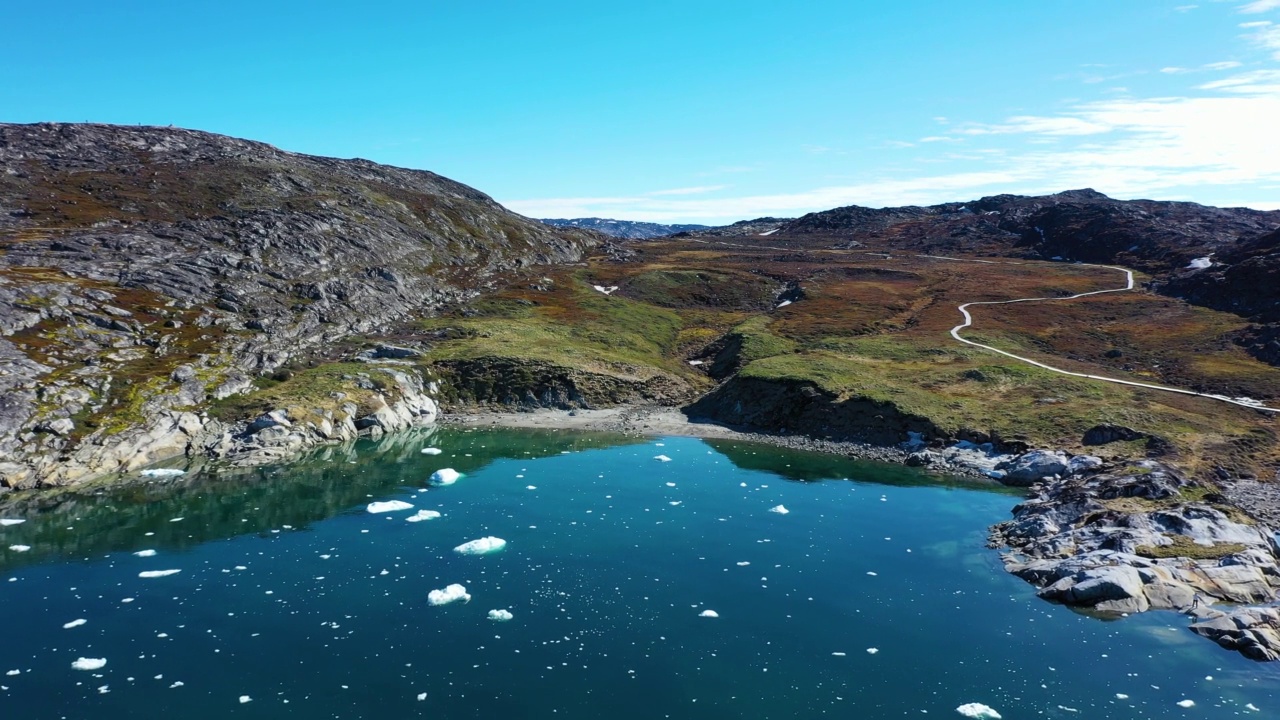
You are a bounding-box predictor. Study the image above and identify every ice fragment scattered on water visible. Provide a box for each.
[405,510,441,522]
[367,500,413,514]
[134,549,157,557]
[866,648,878,654]
[138,570,182,578]
[955,703,1001,719]
[63,619,87,629]
[768,505,789,514]
[454,537,507,555]
[239,695,252,704]
[417,692,428,701]
[0,519,25,526]
[9,545,30,552]
[699,610,719,618]
[488,609,514,622]
[430,468,462,486]
[654,455,672,462]
[427,584,471,606]
[420,448,443,455]
[1177,700,1195,708]
[72,658,107,671]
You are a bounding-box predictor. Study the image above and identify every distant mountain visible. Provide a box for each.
[540,217,710,239]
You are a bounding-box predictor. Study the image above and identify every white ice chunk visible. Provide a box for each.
[140,468,186,478]
[138,569,181,578]
[9,545,30,552]
[487,609,514,622]
[367,500,413,514]
[239,695,252,704]
[1177,700,1195,708]
[454,537,507,555]
[420,448,443,455]
[72,658,107,671]
[417,692,428,701]
[1115,694,1129,700]
[427,583,471,606]
[0,519,25,527]
[768,505,790,514]
[5,669,18,675]
[63,619,87,629]
[134,549,157,557]
[956,703,1001,719]
[654,455,672,462]
[405,510,441,523]
[699,610,719,618]
[430,468,462,486]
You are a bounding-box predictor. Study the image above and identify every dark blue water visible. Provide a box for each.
[1,428,1276,718]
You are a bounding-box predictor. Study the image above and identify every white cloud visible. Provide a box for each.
[1176,4,1200,11]
[645,185,725,196]
[919,136,961,143]
[1161,66,1191,73]
[1205,60,1244,69]
[1240,20,1273,27]
[1239,0,1280,13]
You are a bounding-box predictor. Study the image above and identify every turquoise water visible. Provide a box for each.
[1,427,1277,719]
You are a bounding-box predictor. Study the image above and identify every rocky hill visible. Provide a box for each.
[0,122,598,488]
[540,217,709,239]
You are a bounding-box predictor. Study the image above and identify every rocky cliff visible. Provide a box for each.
[0,122,598,489]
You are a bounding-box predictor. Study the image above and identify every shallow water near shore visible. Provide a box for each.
[1,427,1277,718]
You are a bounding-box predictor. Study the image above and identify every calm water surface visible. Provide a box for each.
[1,427,1276,719]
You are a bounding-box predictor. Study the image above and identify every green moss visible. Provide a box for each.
[208,363,391,423]
[1135,535,1246,560]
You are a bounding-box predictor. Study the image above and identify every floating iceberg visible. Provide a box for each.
[63,619,87,629]
[654,455,672,462]
[405,510,441,523]
[454,537,507,555]
[487,609,514,622]
[134,549,157,557]
[420,447,443,455]
[1177,700,1195,708]
[768,505,790,515]
[955,703,1001,719]
[239,695,252,704]
[0,519,25,526]
[427,583,471,606]
[367,500,413,514]
[430,468,462,486]
[138,570,182,578]
[698,609,719,618]
[140,468,186,478]
[72,657,107,671]
[9,545,30,552]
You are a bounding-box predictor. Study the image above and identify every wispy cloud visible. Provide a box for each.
[645,185,725,196]
[1239,0,1280,13]
[1176,4,1200,12]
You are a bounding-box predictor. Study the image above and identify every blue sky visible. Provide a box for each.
[3,1,1278,223]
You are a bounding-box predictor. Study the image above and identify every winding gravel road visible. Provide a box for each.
[941,258,1279,414]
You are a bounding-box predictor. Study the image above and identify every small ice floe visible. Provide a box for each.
[654,455,672,462]
[239,695,252,704]
[526,485,537,490]
[768,505,790,515]
[405,510,441,523]
[454,537,507,555]
[1247,703,1260,712]
[831,652,846,657]
[420,447,443,455]
[698,610,719,618]
[169,681,184,688]
[1176,700,1195,708]
[430,468,462,486]
[736,561,750,566]
[417,692,428,701]
[6,669,19,675]
[427,584,471,606]
[1115,694,1129,700]
[776,300,792,308]
[367,500,413,514]
[1187,257,1212,270]
[63,619,87,629]
[592,285,619,295]
[0,519,25,527]
[487,609,514,622]
[9,545,30,552]
[72,658,107,671]
[134,549,157,558]
[140,468,186,478]
[955,703,1001,719]
[138,570,182,578]
[866,648,879,654]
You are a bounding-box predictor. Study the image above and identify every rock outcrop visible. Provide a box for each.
[0,122,598,489]
[991,460,1280,659]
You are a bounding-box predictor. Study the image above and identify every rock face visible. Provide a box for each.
[991,460,1280,659]
[0,122,598,488]
[1190,607,1280,661]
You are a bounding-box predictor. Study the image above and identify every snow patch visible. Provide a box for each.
[593,285,619,295]
[776,300,792,308]
[1187,257,1212,270]
[367,500,413,514]
[427,583,471,606]
[454,537,507,555]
